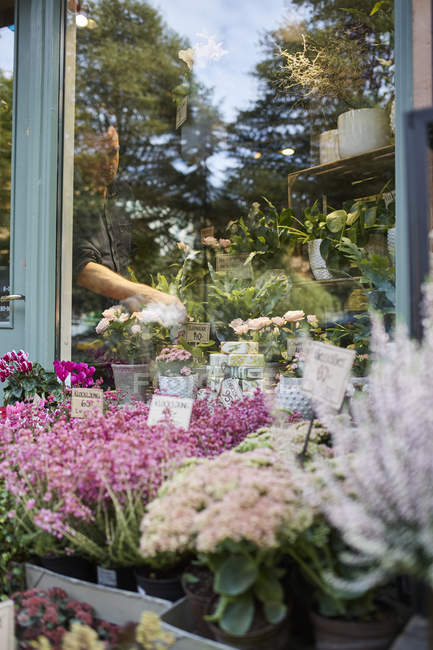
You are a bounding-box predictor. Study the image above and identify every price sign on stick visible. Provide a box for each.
[302,341,355,411]
[185,322,211,344]
[71,388,104,418]
[148,394,193,429]
[0,600,14,650]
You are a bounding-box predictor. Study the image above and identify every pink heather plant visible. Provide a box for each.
[302,281,433,591]
[0,392,271,564]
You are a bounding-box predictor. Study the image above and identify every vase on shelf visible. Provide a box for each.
[307,239,334,281]
[111,363,150,402]
[337,107,390,158]
[158,373,195,398]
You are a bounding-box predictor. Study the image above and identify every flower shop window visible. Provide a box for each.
[61,0,395,394]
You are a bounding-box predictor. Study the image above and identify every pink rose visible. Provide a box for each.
[177,241,189,251]
[95,318,110,334]
[102,308,117,321]
[271,317,285,326]
[180,366,191,376]
[234,324,250,335]
[307,314,318,326]
[230,318,244,330]
[203,236,218,247]
[283,310,305,322]
[117,313,129,323]
[131,324,141,334]
[247,317,272,331]
[218,238,231,248]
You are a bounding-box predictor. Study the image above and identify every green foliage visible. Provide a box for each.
[204,545,287,636]
[0,483,26,598]
[3,363,62,406]
[286,201,327,243]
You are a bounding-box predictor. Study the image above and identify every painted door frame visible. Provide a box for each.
[0,0,63,368]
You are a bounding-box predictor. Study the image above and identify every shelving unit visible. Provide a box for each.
[287,144,395,210]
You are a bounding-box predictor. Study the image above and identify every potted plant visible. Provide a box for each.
[139,448,314,648]
[155,345,195,398]
[0,350,63,406]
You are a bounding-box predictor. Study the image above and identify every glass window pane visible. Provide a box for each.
[64,0,394,392]
[0,14,14,324]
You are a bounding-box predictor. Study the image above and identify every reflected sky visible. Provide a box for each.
[152,0,302,122]
[0,28,13,75]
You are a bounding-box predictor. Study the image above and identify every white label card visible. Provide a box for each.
[185,322,211,344]
[302,341,355,411]
[176,96,188,129]
[215,253,252,279]
[97,566,117,588]
[219,378,243,408]
[0,600,14,650]
[71,388,104,418]
[147,394,193,429]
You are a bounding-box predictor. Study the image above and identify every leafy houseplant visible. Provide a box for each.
[140,448,313,637]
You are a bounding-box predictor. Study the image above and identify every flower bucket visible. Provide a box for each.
[307,239,334,281]
[337,107,390,158]
[275,376,313,420]
[111,363,150,402]
[158,374,195,398]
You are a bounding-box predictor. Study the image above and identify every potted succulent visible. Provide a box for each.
[139,448,314,647]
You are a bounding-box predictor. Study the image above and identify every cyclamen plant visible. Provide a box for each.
[53,360,96,388]
[0,350,62,406]
[155,346,193,376]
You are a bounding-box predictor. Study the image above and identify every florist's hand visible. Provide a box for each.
[124,286,186,317]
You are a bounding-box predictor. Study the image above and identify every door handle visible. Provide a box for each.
[0,294,25,302]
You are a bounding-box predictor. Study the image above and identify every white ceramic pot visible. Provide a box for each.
[307,239,334,280]
[111,363,150,402]
[337,108,390,158]
[275,376,313,420]
[319,129,340,164]
[158,374,195,398]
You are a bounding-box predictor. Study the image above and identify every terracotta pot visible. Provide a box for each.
[311,610,400,650]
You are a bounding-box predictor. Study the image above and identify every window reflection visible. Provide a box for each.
[67,0,395,386]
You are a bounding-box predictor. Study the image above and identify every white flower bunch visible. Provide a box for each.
[139,302,187,328]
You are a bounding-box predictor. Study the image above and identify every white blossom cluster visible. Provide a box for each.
[307,282,433,589]
[139,302,187,328]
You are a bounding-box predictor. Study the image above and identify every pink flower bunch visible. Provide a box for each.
[0,392,271,539]
[156,345,193,376]
[229,311,311,336]
[0,350,32,382]
[202,236,231,249]
[12,587,118,649]
[155,346,192,364]
[140,447,313,559]
[53,360,95,387]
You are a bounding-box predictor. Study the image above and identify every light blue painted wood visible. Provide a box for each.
[395,0,414,327]
[0,0,63,368]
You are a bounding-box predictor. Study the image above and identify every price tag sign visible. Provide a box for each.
[302,341,355,411]
[215,253,252,279]
[147,394,193,429]
[200,226,215,243]
[185,322,211,344]
[176,96,188,129]
[219,378,243,408]
[71,388,104,418]
[0,600,14,650]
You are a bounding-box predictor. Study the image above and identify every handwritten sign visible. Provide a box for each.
[185,322,211,344]
[200,226,215,243]
[0,600,14,650]
[215,253,252,279]
[219,378,243,408]
[302,341,355,411]
[71,388,104,418]
[147,394,193,429]
[176,96,188,129]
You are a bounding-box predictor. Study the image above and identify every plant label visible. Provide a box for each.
[176,96,188,129]
[0,600,14,650]
[148,394,193,429]
[97,567,117,588]
[302,341,355,410]
[185,322,210,344]
[215,253,252,279]
[200,226,215,242]
[219,378,243,407]
[71,388,104,418]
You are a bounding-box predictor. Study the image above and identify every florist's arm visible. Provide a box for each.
[77,262,185,309]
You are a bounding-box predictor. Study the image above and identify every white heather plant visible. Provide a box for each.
[307,281,433,590]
